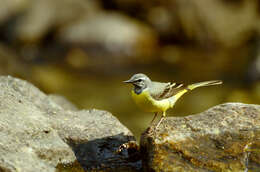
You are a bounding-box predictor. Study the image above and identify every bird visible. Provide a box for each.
[124,73,222,129]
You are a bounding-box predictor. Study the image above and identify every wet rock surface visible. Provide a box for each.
[140,103,260,172]
[0,76,140,172]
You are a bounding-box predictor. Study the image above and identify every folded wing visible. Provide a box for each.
[150,80,222,101]
[150,81,184,101]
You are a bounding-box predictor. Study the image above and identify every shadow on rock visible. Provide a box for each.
[67,133,142,171]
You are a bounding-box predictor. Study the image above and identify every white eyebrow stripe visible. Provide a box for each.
[134,77,147,81]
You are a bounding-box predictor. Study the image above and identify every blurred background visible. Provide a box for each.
[0,0,260,139]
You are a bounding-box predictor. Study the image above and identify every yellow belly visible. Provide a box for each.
[131,89,170,113]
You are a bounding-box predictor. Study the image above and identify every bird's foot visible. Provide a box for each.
[154,116,164,129]
[146,127,152,133]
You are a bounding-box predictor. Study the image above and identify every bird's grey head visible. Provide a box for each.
[124,73,151,93]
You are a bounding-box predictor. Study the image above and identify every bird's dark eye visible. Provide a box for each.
[137,79,142,82]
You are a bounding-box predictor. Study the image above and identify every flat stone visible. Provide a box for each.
[141,103,260,172]
[0,76,140,172]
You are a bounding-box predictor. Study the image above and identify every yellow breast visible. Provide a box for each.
[131,89,170,113]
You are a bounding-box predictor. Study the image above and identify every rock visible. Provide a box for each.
[111,0,259,47]
[0,77,76,172]
[101,0,259,80]
[59,12,157,68]
[140,103,260,172]
[11,0,157,71]
[58,12,156,54]
[15,0,100,42]
[0,76,140,171]
[0,0,28,24]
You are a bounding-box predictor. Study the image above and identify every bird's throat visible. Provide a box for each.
[134,86,143,95]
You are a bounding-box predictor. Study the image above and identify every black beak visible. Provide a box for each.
[123,79,134,83]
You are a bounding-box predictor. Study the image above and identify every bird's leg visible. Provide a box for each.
[150,112,158,125]
[155,111,166,129]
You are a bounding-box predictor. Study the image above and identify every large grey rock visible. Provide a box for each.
[141,103,260,172]
[0,76,140,172]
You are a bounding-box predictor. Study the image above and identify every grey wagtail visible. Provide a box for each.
[124,73,222,128]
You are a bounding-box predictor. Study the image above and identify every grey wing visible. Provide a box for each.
[150,81,184,100]
[149,82,170,100]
